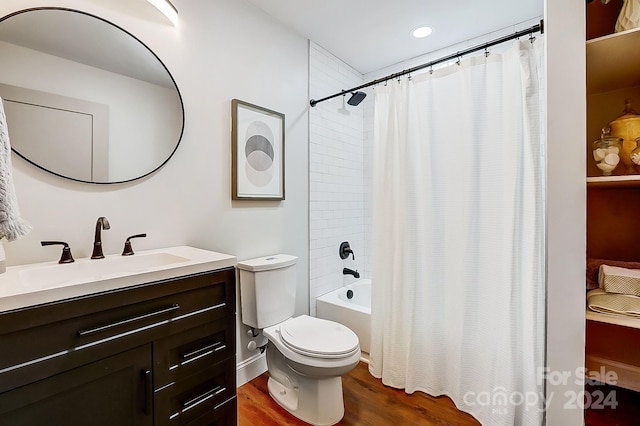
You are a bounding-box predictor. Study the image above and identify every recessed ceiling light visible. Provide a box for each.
[411,26,433,39]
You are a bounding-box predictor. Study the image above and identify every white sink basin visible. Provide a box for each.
[20,252,190,290]
[0,246,236,312]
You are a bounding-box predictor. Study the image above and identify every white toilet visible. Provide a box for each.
[238,254,360,426]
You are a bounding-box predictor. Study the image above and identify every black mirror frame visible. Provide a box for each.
[0,7,185,184]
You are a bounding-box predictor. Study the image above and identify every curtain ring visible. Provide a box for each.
[429,65,433,75]
[529,32,536,44]
[484,47,490,58]
[456,56,461,66]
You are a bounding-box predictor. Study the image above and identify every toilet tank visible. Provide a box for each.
[237,254,298,329]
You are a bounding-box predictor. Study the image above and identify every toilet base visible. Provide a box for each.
[267,375,345,426]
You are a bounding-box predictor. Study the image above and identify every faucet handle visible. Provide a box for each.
[122,234,147,256]
[41,241,74,264]
[339,241,355,260]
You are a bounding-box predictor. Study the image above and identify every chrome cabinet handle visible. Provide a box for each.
[77,304,180,337]
[182,385,225,412]
[181,342,226,362]
[143,369,152,415]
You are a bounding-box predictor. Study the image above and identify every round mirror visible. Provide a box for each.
[0,8,184,184]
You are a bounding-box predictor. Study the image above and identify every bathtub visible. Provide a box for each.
[316,279,371,354]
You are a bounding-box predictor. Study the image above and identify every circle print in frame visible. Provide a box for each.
[232,99,285,200]
[244,120,275,187]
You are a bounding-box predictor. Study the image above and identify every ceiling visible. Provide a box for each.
[246,0,544,74]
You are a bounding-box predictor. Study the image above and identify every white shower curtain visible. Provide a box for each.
[369,39,545,426]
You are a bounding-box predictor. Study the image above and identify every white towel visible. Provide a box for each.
[599,264,640,297]
[616,0,640,32]
[587,288,640,318]
[0,97,31,241]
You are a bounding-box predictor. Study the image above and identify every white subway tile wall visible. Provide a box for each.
[309,42,369,316]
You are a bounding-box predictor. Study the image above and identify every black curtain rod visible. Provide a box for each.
[309,19,544,107]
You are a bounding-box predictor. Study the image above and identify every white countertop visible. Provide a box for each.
[0,246,236,313]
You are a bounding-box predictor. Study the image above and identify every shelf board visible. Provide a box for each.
[587,309,640,329]
[587,175,640,187]
[587,26,640,95]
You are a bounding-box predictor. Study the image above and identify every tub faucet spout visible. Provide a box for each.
[343,267,360,279]
[91,216,110,259]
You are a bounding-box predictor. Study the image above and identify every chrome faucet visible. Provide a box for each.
[91,216,110,259]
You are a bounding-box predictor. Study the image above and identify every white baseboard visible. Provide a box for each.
[236,352,267,387]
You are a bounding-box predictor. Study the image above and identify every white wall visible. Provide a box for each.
[308,42,367,316]
[0,0,309,377]
[544,0,586,424]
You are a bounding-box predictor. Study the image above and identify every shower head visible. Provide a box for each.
[347,91,367,106]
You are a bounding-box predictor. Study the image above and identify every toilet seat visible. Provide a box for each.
[278,315,359,359]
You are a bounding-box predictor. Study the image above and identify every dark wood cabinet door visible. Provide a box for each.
[0,344,153,426]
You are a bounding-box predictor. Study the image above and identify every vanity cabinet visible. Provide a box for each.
[0,267,237,425]
[585,15,640,397]
[0,344,153,425]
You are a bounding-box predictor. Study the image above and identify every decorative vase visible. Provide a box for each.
[608,99,640,168]
[593,129,622,175]
[631,136,640,166]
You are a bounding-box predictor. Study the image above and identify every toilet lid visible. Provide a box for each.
[279,315,359,358]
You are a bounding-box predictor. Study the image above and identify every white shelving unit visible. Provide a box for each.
[585,25,640,397]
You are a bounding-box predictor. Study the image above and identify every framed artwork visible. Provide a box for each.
[231,99,285,200]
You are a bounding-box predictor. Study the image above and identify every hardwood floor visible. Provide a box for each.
[237,361,480,425]
[239,361,640,425]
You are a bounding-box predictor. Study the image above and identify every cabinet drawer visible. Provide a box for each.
[185,396,237,426]
[0,270,234,393]
[154,357,236,426]
[154,316,235,388]
[0,344,153,426]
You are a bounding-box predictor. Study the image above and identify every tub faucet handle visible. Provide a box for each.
[339,241,355,260]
